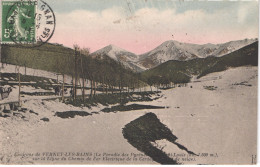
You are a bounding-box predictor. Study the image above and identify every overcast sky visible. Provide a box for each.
[45,0,259,54]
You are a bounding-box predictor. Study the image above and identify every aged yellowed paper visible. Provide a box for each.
[0,0,258,165]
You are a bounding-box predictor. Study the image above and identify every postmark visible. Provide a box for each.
[1,0,55,47]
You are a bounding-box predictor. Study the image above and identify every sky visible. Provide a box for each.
[44,0,259,54]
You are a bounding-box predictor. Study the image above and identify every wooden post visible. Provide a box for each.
[102,77,105,93]
[62,74,65,102]
[133,82,135,92]
[18,70,21,107]
[82,78,85,102]
[24,64,26,75]
[72,75,75,99]
[106,80,108,95]
[75,75,77,98]
[74,47,78,99]
[94,81,96,96]
[119,82,122,103]
[90,80,93,97]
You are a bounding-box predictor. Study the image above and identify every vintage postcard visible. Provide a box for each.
[0,0,258,165]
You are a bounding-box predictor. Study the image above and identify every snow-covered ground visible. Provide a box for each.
[0,66,257,165]
[0,64,93,86]
[0,63,109,104]
[0,64,58,81]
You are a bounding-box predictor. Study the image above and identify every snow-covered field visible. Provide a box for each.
[0,64,107,104]
[0,66,257,165]
[0,64,58,81]
[0,63,92,86]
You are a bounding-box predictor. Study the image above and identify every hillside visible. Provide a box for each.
[138,39,257,69]
[0,43,143,88]
[141,41,258,85]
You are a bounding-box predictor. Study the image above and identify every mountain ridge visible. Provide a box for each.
[141,41,258,84]
[91,38,257,70]
[138,38,257,69]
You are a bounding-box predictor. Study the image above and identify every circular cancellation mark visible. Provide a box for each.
[4,0,56,48]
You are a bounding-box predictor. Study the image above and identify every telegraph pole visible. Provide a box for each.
[18,68,21,107]
[74,47,78,99]
[62,74,65,102]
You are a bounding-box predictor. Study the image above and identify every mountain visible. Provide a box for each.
[138,38,257,69]
[141,41,258,84]
[90,45,145,72]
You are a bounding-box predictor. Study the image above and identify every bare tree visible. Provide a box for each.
[73,44,80,100]
[80,47,90,102]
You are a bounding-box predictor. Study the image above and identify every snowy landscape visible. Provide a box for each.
[0,60,257,164]
[0,0,258,164]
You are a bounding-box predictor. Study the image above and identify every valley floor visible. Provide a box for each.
[0,66,257,165]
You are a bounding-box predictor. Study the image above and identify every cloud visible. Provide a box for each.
[49,2,258,54]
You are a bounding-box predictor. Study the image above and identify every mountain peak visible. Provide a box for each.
[107,44,119,49]
[161,40,180,45]
[90,44,144,72]
[95,44,129,54]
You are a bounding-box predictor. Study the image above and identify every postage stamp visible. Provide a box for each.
[2,0,36,44]
[1,0,55,47]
